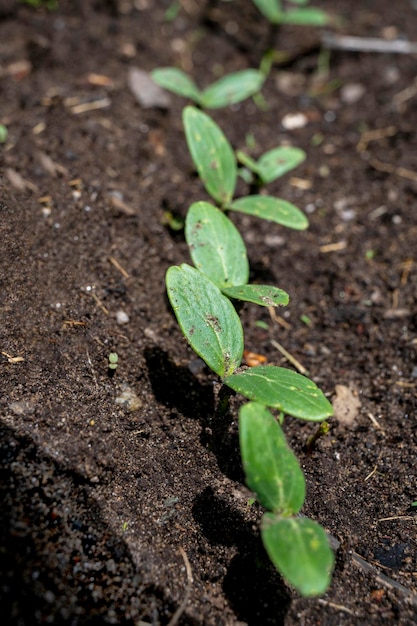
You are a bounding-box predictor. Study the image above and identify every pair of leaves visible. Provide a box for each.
[252,0,329,25]
[240,402,334,596]
[166,265,333,422]
[151,67,264,109]
[183,106,308,229]
[186,201,289,308]
[237,146,306,185]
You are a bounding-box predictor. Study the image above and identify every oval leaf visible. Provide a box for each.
[201,70,265,109]
[186,201,249,288]
[257,146,306,183]
[224,365,333,421]
[222,284,289,307]
[252,0,283,22]
[261,515,334,596]
[166,264,243,377]
[151,67,201,103]
[281,7,329,26]
[240,403,305,514]
[183,106,237,206]
[229,195,308,230]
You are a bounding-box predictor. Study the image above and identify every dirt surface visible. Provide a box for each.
[1,1,417,624]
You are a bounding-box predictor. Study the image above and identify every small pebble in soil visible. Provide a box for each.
[340,83,365,104]
[116,310,130,325]
[115,384,142,412]
[281,112,307,130]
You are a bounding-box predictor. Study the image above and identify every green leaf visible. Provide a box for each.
[230,195,308,230]
[201,70,265,109]
[239,403,305,514]
[281,7,329,25]
[261,515,334,596]
[224,365,333,421]
[252,0,283,23]
[166,264,243,377]
[223,284,289,307]
[151,68,201,103]
[257,147,306,183]
[183,106,237,206]
[185,201,249,289]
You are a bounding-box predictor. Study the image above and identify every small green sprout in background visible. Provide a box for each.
[255,320,270,330]
[365,249,376,260]
[108,352,118,377]
[0,125,8,144]
[300,314,312,326]
[411,501,417,507]
[162,210,185,232]
[151,67,265,109]
[252,0,330,26]
[164,0,180,21]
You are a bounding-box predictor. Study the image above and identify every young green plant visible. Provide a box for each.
[166,263,334,596]
[183,105,308,234]
[151,67,265,109]
[252,0,329,26]
[165,106,335,595]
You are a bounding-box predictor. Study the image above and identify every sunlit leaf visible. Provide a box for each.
[183,106,237,206]
[201,70,265,109]
[151,67,201,103]
[230,195,308,230]
[261,515,334,596]
[240,402,305,514]
[166,264,243,377]
[222,284,289,307]
[224,365,334,421]
[186,201,249,289]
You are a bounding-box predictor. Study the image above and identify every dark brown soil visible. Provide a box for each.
[1,1,417,624]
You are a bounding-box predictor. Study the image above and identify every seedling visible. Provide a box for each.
[108,352,118,377]
[151,67,265,109]
[164,105,335,592]
[251,0,329,26]
[183,106,308,230]
[236,145,306,186]
[166,263,334,595]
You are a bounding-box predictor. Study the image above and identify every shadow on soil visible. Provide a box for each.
[146,347,291,623]
[193,487,291,626]
[0,422,175,625]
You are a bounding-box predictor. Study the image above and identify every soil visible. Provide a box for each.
[1,0,417,624]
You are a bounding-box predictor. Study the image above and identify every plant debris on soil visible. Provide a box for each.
[1,1,417,624]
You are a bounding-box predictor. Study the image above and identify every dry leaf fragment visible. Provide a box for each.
[332,384,361,426]
[1,351,24,363]
[127,67,171,109]
[243,350,267,367]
